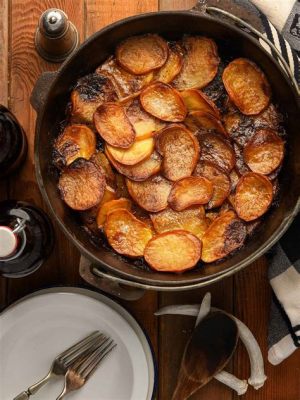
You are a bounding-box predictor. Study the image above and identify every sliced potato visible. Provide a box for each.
[105,209,153,257]
[97,197,131,228]
[194,162,231,209]
[156,124,200,181]
[70,73,118,123]
[168,176,213,211]
[97,56,153,99]
[58,159,106,210]
[126,175,172,212]
[116,34,168,75]
[115,173,130,199]
[106,137,154,166]
[185,110,227,137]
[180,89,220,118]
[140,82,187,122]
[106,149,161,181]
[198,133,235,173]
[91,151,116,187]
[201,210,246,263]
[235,172,273,221]
[94,103,135,148]
[173,36,220,90]
[125,99,165,140]
[144,230,201,272]
[54,124,96,166]
[222,58,271,115]
[155,42,183,83]
[243,129,284,175]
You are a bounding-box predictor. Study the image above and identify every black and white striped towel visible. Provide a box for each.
[206,0,300,365]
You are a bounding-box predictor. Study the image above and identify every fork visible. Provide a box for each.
[56,338,117,399]
[14,331,107,400]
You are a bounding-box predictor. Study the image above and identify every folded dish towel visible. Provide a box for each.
[206,0,300,364]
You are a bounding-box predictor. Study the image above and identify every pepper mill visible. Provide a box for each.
[35,8,79,63]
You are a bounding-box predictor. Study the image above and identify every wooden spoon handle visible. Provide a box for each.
[172,374,204,400]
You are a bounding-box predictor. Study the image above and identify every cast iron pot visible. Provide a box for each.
[32,6,300,293]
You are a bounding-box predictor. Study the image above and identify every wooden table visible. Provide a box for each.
[0,1,299,399]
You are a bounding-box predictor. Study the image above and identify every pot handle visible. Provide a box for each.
[79,256,146,301]
[30,71,57,113]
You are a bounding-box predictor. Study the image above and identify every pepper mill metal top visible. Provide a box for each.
[35,8,79,63]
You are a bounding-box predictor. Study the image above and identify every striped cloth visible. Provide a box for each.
[206,0,300,365]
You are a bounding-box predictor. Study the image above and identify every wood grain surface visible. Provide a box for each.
[0,1,299,399]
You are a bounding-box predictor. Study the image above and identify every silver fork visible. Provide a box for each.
[56,338,117,399]
[14,331,107,400]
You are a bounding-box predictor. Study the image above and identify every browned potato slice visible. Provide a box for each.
[235,172,273,221]
[105,209,153,257]
[97,197,131,228]
[126,175,172,212]
[194,162,231,209]
[156,124,200,181]
[91,151,116,187]
[151,206,208,239]
[106,149,162,181]
[106,137,154,166]
[168,176,213,211]
[116,34,168,75]
[125,99,165,140]
[115,173,130,199]
[58,159,106,210]
[201,210,246,263]
[97,56,153,99]
[243,129,284,175]
[180,89,220,118]
[185,111,227,137]
[144,230,201,272]
[222,58,271,115]
[155,42,183,83]
[140,82,187,122]
[54,124,96,167]
[198,133,235,173]
[94,103,135,148]
[173,36,220,90]
[70,73,118,123]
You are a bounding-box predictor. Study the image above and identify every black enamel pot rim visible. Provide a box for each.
[34,10,300,289]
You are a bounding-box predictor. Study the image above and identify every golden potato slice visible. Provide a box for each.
[91,151,116,187]
[201,210,246,263]
[235,172,273,221]
[58,159,106,211]
[155,42,183,83]
[97,56,153,99]
[243,129,284,175]
[168,176,213,211]
[70,73,118,123]
[106,149,161,181]
[106,137,154,166]
[222,58,271,115]
[144,230,201,272]
[116,34,168,75]
[180,89,220,118]
[151,206,208,239]
[194,162,231,209]
[140,82,187,122]
[94,103,135,148]
[54,124,96,167]
[126,175,172,212]
[198,133,235,173]
[125,99,165,140]
[185,111,227,137]
[105,209,153,257]
[156,124,200,181]
[97,197,131,228]
[173,36,220,90]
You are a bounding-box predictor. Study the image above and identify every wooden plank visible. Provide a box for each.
[233,258,300,400]
[159,0,196,10]
[6,0,85,303]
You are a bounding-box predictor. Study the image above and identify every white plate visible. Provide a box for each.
[0,287,156,400]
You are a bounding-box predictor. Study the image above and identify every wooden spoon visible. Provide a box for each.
[172,311,238,400]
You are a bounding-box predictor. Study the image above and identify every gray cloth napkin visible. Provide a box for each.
[206,0,300,365]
